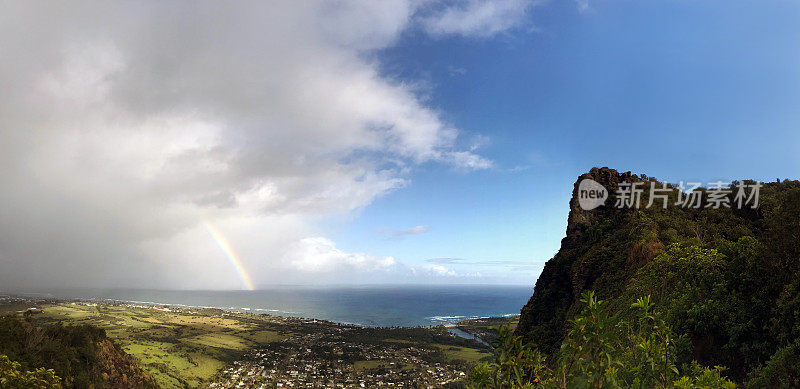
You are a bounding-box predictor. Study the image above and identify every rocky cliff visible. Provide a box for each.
[514,167,800,382]
[516,167,643,353]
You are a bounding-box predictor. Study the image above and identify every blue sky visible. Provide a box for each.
[329,0,800,285]
[2,1,799,289]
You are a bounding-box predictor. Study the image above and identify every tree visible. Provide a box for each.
[0,354,60,389]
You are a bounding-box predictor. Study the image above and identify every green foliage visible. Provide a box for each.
[622,296,681,388]
[469,292,736,388]
[673,363,735,389]
[467,324,548,388]
[626,244,728,342]
[0,354,60,389]
[558,291,624,388]
[518,172,800,384]
[622,239,780,374]
[0,315,155,388]
[0,315,104,387]
[744,340,800,388]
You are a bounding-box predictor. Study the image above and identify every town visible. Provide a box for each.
[210,316,489,388]
[210,326,472,388]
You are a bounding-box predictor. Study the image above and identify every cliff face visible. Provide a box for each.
[95,338,158,388]
[516,167,641,353]
[514,167,800,381]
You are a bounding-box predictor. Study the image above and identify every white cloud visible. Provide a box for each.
[420,0,537,38]
[288,237,397,273]
[426,264,458,277]
[443,151,495,170]
[403,225,431,235]
[383,225,431,240]
[0,1,532,290]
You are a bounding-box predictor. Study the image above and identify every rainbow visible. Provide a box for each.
[204,221,256,291]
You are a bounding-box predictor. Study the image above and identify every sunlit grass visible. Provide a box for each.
[436,344,492,364]
[35,303,283,388]
[181,333,249,350]
[353,360,388,371]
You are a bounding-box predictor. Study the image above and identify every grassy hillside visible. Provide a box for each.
[12,302,289,388]
[515,167,800,385]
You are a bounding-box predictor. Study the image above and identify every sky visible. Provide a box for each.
[1,0,799,290]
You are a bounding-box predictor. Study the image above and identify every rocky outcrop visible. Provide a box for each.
[565,168,639,239]
[515,167,642,352]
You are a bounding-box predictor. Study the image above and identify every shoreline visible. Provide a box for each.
[2,292,509,347]
[1,291,520,329]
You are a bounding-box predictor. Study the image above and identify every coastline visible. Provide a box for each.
[1,293,496,387]
[1,286,527,328]
[3,292,511,345]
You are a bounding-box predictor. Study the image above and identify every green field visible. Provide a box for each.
[437,345,492,364]
[33,303,287,388]
[353,360,389,371]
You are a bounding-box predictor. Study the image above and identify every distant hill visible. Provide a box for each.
[516,167,800,385]
[0,314,157,388]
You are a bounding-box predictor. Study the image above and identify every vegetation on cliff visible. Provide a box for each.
[0,354,60,388]
[512,167,800,386]
[469,292,735,388]
[0,314,156,388]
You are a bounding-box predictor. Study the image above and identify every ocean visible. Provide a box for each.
[10,285,532,327]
